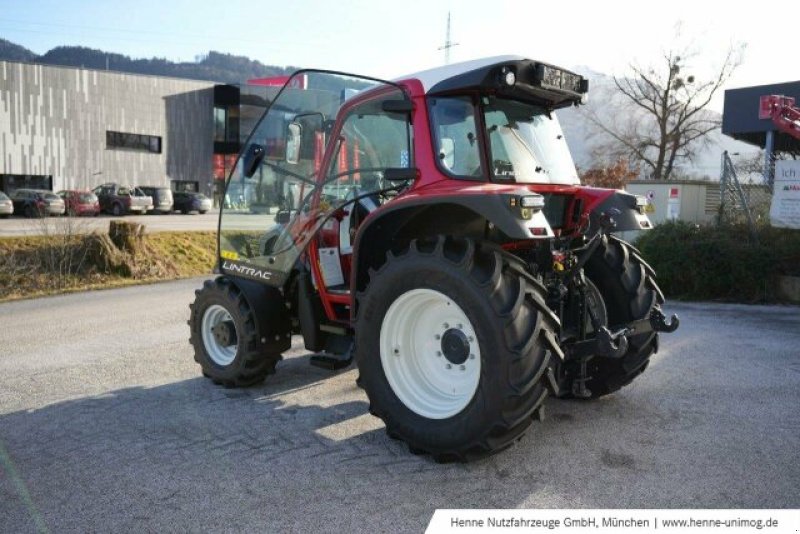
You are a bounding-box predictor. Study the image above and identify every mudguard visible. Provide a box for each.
[228,276,292,355]
[351,190,552,294]
[588,190,653,233]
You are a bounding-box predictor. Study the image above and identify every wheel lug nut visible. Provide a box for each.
[393,348,400,356]
[446,364,452,369]
[469,354,475,360]
[436,351,442,357]
[435,334,441,340]
[443,323,449,329]
[468,336,474,342]
[460,365,465,371]
[457,323,463,329]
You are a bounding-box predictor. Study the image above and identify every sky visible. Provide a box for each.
[0,0,798,112]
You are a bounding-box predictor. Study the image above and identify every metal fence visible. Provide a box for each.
[718,151,774,234]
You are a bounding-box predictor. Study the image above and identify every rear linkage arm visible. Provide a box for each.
[559,210,679,364]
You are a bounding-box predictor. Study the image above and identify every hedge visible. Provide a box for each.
[635,221,800,303]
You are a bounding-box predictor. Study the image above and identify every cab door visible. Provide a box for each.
[310,90,415,314]
[217,71,413,305]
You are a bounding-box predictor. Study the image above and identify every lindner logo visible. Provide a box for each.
[783,184,800,191]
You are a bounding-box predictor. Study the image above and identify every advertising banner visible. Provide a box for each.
[770,160,800,229]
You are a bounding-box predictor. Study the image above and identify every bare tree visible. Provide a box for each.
[585,39,744,181]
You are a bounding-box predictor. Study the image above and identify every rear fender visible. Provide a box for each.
[350,192,551,297]
[574,188,653,233]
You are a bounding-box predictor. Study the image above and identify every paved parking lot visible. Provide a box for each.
[1,279,799,533]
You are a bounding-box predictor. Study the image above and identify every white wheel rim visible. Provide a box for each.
[201,304,237,366]
[380,288,481,419]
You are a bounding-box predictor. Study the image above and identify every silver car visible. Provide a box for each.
[0,191,13,217]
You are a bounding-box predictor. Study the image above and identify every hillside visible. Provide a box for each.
[0,38,36,62]
[0,39,296,84]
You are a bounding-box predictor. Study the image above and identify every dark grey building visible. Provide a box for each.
[0,60,216,195]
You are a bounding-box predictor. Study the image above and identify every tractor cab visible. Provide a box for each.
[217,59,594,318]
[218,71,412,320]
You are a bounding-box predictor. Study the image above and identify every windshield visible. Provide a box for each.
[80,193,97,203]
[483,97,578,185]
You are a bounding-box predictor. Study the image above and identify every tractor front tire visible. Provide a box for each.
[355,237,559,462]
[567,235,663,398]
[189,277,281,387]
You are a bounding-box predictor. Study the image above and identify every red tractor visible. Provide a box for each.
[189,56,679,461]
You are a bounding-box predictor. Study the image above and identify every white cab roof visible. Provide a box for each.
[394,55,526,93]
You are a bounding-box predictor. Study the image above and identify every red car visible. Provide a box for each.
[57,190,101,216]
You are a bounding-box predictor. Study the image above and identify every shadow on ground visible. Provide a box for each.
[2,301,800,533]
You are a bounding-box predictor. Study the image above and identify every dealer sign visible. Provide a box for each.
[770,160,800,229]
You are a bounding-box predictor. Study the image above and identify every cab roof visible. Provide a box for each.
[395,55,588,109]
[395,55,525,93]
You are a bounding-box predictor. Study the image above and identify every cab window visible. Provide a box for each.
[325,97,413,204]
[429,96,483,178]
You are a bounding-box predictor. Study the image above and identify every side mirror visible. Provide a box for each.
[275,210,292,224]
[243,144,265,178]
[439,137,455,170]
[285,122,302,165]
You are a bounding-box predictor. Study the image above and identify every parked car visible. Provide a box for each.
[92,183,153,216]
[173,191,212,214]
[10,189,65,217]
[57,190,101,217]
[138,186,174,214]
[0,191,13,218]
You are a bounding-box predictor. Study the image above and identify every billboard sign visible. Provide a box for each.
[770,160,800,229]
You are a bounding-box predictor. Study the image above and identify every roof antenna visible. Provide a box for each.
[438,12,459,65]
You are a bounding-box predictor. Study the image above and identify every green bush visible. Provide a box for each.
[635,221,800,302]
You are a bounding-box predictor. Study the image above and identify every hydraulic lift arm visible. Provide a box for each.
[760,95,800,141]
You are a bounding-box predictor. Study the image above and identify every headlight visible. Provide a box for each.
[520,195,545,209]
[635,195,648,208]
[500,66,516,86]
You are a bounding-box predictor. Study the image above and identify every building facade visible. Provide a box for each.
[0,60,215,195]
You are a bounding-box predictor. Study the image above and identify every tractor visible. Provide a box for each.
[188,56,679,462]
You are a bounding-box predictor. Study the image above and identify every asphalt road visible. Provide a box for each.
[0,212,221,237]
[0,211,276,237]
[1,279,798,533]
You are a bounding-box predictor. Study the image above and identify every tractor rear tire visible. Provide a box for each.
[566,235,663,398]
[189,277,282,387]
[355,236,560,462]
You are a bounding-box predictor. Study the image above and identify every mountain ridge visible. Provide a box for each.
[0,39,297,84]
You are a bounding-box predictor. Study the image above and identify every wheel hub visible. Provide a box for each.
[441,328,470,365]
[211,320,237,347]
[379,288,481,419]
[201,304,238,367]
